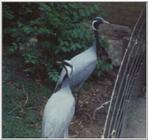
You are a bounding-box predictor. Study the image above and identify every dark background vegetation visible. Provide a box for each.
[3,2,111,137]
[2,2,144,138]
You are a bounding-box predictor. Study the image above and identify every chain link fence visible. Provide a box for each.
[102,7,146,138]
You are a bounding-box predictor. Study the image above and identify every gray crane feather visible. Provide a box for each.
[54,17,110,93]
[54,44,97,92]
[42,62,75,138]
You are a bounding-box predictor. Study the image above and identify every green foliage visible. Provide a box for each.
[96,59,113,77]
[100,36,109,49]
[3,2,109,83]
[3,57,50,137]
[48,70,59,82]
[3,82,47,137]
[95,36,112,77]
[3,3,112,137]
[3,4,14,20]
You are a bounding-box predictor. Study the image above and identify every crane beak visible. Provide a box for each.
[56,61,62,64]
[103,20,110,24]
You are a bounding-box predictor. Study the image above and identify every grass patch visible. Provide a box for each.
[3,55,52,138]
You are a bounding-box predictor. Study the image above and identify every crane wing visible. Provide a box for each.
[42,92,75,138]
[42,114,65,138]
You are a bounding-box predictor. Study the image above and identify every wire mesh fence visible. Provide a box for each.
[102,7,146,138]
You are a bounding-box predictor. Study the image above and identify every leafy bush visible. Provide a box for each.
[3,2,111,83]
[95,36,112,76]
[3,56,51,137]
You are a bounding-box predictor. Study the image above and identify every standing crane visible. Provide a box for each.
[54,17,111,93]
[42,60,75,138]
[54,17,111,111]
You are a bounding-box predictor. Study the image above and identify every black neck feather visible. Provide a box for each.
[94,30,101,55]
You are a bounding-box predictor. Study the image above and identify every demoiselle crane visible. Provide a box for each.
[42,60,75,138]
[54,17,111,93]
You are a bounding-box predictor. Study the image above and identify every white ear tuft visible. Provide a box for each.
[92,20,98,31]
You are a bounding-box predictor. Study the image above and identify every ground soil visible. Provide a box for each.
[69,59,146,138]
[122,96,146,138]
[68,69,118,138]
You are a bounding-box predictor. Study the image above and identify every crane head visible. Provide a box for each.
[92,17,110,31]
[57,60,73,79]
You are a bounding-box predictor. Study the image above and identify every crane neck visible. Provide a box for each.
[61,77,71,90]
[94,30,101,55]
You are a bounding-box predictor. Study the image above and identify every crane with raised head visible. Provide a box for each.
[54,17,111,111]
[42,60,75,138]
[54,17,111,93]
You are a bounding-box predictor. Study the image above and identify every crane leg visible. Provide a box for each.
[75,92,80,114]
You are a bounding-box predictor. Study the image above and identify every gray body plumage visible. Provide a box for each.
[42,67,75,138]
[54,17,110,93]
[54,45,97,92]
[42,17,109,138]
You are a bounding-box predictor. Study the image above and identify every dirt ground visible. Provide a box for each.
[68,61,146,138]
[68,69,118,138]
[122,96,146,138]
